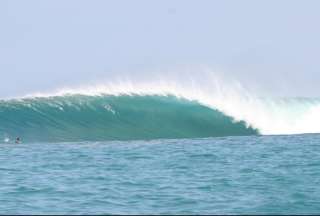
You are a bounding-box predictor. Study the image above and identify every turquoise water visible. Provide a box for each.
[1,134,320,214]
[0,95,257,143]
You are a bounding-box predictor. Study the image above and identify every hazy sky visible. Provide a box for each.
[1,0,320,98]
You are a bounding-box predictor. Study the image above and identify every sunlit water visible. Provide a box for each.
[1,134,320,214]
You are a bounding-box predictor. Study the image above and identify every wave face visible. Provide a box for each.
[0,95,257,142]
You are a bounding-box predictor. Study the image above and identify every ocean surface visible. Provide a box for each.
[1,93,320,214]
[1,134,320,215]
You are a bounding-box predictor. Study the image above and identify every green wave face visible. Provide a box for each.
[0,95,258,142]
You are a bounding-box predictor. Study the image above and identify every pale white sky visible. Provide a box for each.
[1,0,320,98]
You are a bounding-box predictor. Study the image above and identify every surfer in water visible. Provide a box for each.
[15,137,21,144]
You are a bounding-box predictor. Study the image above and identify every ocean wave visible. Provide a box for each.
[2,70,320,142]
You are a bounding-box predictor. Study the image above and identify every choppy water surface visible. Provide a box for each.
[1,134,320,214]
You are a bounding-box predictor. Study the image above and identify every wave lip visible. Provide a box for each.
[0,94,258,143]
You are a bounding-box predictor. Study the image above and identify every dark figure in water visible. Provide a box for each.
[15,137,21,144]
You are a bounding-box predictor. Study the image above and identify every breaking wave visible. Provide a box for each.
[1,72,320,142]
